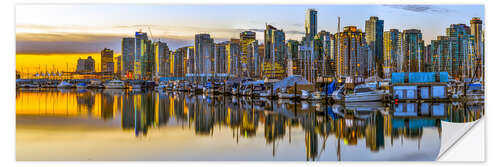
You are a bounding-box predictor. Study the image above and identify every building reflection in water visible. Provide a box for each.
[16,89,484,161]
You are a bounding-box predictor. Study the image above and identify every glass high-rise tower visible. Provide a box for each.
[365,16,384,77]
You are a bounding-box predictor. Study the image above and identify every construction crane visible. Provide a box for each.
[148,26,156,42]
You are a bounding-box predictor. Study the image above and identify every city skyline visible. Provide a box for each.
[16,4,484,54]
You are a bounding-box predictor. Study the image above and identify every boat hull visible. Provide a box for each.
[345,93,385,102]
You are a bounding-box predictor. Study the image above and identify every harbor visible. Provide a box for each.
[16,88,483,161]
[16,72,484,104]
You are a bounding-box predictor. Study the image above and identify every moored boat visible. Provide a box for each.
[104,80,125,89]
[300,90,311,100]
[57,80,73,89]
[76,82,88,89]
[344,84,388,102]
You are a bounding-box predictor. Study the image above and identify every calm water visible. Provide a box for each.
[16,89,484,161]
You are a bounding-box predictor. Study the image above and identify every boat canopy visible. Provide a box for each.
[272,75,311,91]
[327,81,337,94]
[242,80,265,86]
[468,83,482,90]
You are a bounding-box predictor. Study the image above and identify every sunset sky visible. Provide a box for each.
[15,4,484,72]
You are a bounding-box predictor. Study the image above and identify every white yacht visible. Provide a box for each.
[344,84,387,102]
[465,82,484,101]
[104,80,125,89]
[57,80,73,89]
[300,90,311,100]
[331,85,345,101]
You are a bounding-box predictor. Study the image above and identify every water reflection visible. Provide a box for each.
[16,89,484,161]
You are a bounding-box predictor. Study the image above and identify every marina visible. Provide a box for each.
[16,89,483,161]
[16,72,484,104]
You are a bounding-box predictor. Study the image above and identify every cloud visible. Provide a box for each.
[384,5,450,14]
[15,24,306,54]
[248,28,265,32]
[285,30,305,35]
[16,32,194,54]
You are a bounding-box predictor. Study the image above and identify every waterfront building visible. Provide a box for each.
[121,37,135,78]
[227,39,241,77]
[430,36,452,73]
[264,24,286,79]
[258,44,265,78]
[215,42,229,74]
[239,31,257,76]
[194,33,215,81]
[298,44,314,81]
[141,39,155,80]
[247,40,260,78]
[153,41,169,79]
[185,46,195,75]
[114,56,121,77]
[316,30,334,77]
[430,24,475,79]
[133,32,150,80]
[287,40,300,76]
[447,24,473,79]
[332,26,370,78]
[76,56,95,73]
[101,48,114,74]
[424,44,432,72]
[365,16,384,77]
[470,17,483,79]
[383,29,400,78]
[171,48,186,77]
[305,9,318,40]
[400,29,425,73]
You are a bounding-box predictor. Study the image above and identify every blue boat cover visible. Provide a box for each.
[327,81,337,94]
[159,77,184,81]
[468,83,482,90]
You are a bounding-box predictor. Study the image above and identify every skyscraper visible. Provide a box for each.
[264,24,286,79]
[365,16,384,77]
[316,30,333,77]
[101,48,114,74]
[215,42,228,74]
[442,24,475,79]
[194,33,215,81]
[185,46,195,75]
[247,40,261,78]
[470,17,483,79]
[400,29,425,72]
[305,9,318,40]
[114,56,121,76]
[383,29,400,77]
[430,36,452,73]
[239,31,256,77]
[141,39,154,80]
[76,56,95,73]
[227,40,241,77]
[172,48,186,77]
[121,37,135,78]
[153,41,169,78]
[134,32,149,79]
[332,26,370,78]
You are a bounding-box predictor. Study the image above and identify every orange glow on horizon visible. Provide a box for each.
[16,53,120,74]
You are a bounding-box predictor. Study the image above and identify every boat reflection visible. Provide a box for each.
[16,89,484,161]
